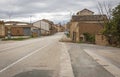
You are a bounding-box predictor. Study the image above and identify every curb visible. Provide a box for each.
[59,43,74,77]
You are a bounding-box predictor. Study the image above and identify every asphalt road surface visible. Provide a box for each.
[0,33,120,77]
[0,33,63,77]
[66,43,120,77]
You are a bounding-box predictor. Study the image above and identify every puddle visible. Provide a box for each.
[13,70,53,77]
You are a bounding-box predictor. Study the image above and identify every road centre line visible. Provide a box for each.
[0,39,45,52]
[0,36,54,52]
[0,42,52,73]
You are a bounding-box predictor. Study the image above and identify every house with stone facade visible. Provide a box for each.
[54,24,65,32]
[68,9,108,44]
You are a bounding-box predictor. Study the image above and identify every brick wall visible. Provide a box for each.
[5,27,24,36]
[11,27,24,36]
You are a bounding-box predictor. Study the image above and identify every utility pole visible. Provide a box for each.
[30,16,32,24]
[39,20,41,36]
[7,11,13,39]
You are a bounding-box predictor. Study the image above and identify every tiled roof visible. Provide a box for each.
[41,19,54,24]
[5,21,29,24]
[33,19,54,25]
[78,8,94,13]
[0,21,4,24]
[71,15,107,22]
[4,25,32,28]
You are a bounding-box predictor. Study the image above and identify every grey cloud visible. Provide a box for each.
[0,0,119,23]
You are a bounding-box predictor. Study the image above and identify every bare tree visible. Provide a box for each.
[96,1,112,27]
[96,0,114,45]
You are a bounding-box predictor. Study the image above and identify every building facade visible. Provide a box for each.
[95,34,109,45]
[31,26,41,37]
[69,9,107,42]
[33,19,56,35]
[4,21,32,37]
[0,21,5,37]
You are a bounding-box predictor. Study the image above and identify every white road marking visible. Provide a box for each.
[0,42,37,51]
[0,38,45,52]
[0,43,29,52]
[0,42,52,73]
[84,49,120,77]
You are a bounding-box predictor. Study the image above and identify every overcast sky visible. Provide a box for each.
[0,0,119,24]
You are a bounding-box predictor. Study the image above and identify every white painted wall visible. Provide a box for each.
[41,21,49,31]
[33,21,41,28]
[33,20,50,31]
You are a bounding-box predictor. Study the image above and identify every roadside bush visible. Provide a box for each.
[83,32,95,43]
[64,31,70,38]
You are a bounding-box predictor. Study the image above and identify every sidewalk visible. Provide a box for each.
[59,43,74,77]
[66,43,114,77]
[59,34,72,42]
[0,40,16,44]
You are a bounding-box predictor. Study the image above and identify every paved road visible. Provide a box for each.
[1,33,120,77]
[0,40,16,45]
[66,43,120,77]
[0,33,63,77]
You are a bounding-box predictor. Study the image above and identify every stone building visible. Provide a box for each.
[95,34,109,45]
[0,21,5,37]
[76,8,94,16]
[54,24,65,32]
[69,9,108,43]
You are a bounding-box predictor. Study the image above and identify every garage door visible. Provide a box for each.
[23,27,31,36]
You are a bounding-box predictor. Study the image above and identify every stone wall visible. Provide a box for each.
[95,34,109,46]
[79,23,103,35]
[0,23,5,37]
[69,22,80,42]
